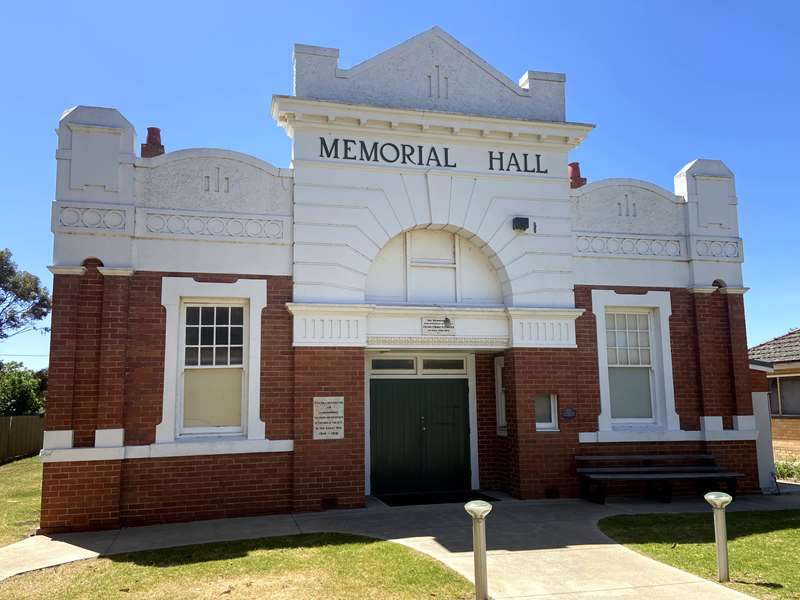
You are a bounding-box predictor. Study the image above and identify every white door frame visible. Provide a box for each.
[364,351,479,495]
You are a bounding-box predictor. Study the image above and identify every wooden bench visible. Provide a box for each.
[576,453,744,504]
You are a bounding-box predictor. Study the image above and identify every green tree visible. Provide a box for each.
[0,362,44,415]
[0,248,51,339]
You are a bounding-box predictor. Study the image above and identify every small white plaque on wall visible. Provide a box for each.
[421,316,456,336]
[313,396,345,440]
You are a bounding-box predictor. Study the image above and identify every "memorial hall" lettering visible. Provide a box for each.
[319,137,549,174]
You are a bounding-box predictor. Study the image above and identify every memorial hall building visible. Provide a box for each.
[40,27,766,532]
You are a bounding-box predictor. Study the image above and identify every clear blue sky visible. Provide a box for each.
[1,1,798,370]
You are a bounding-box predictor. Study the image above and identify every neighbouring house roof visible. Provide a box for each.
[749,328,800,364]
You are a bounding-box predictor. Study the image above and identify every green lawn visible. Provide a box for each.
[0,533,473,600]
[0,456,41,546]
[599,510,800,599]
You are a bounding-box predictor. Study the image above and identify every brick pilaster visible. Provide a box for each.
[72,260,104,447]
[96,273,131,432]
[45,273,81,432]
[725,292,753,416]
[691,290,738,425]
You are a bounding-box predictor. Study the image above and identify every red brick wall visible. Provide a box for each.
[750,368,769,393]
[475,353,509,491]
[42,270,297,532]
[771,417,800,461]
[293,347,365,511]
[120,271,294,446]
[499,285,759,499]
[41,274,760,531]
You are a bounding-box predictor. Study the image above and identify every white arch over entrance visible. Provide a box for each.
[366,228,504,306]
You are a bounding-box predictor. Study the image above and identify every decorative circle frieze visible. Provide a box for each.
[58,206,126,231]
[143,211,284,240]
[575,235,683,258]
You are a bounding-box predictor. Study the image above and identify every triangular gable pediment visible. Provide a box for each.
[293,27,565,122]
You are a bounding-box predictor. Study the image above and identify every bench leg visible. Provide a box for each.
[644,481,672,503]
[727,479,738,500]
[588,481,607,504]
[579,477,590,501]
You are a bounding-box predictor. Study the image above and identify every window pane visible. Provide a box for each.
[617,349,628,365]
[535,394,553,424]
[371,358,415,370]
[186,307,200,325]
[637,314,649,330]
[229,346,243,365]
[215,306,229,325]
[200,347,214,366]
[422,359,464,370]
[183,368,242,428]
[186,327,199,345]
[231,307,243,325]
[607,348,617,365]
[201,307,215,325]
[628,349,640,365]
[184,347,198,366]
[769,379,780,414]
[609,367,652,419]
[215,347,228,365]
[215,327,229,345]
[780,379,800,415]
[201,327,214,345]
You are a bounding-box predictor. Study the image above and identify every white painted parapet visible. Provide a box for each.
[51,108,294,276]
[675,159,743,288]
[293,27,566,122]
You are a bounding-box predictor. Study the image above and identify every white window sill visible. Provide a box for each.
[40,437,294,463]
[536,427,560,432]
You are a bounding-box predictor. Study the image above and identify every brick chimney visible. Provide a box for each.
[568,162,587,189]
[141,127,165,158]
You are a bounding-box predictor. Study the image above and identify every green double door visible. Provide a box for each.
[370,378,470,495]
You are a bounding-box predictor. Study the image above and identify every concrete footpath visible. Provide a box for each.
[2,492,799,598]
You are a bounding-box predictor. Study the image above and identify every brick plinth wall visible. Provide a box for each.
[119,453,292,527]
[292,347,365,511]
[41,460,122,533]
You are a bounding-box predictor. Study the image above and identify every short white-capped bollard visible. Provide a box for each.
[464,500,492,600]
[704,491,733,582]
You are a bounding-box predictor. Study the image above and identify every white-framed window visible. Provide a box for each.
[605,310,655,423]
[770,376,800,416]
[535,393,558,431]
[156,278,267,444]
[591,290,679,433]
[494,356,507,436]
[368,354,467,377]
[179,303,247,436]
